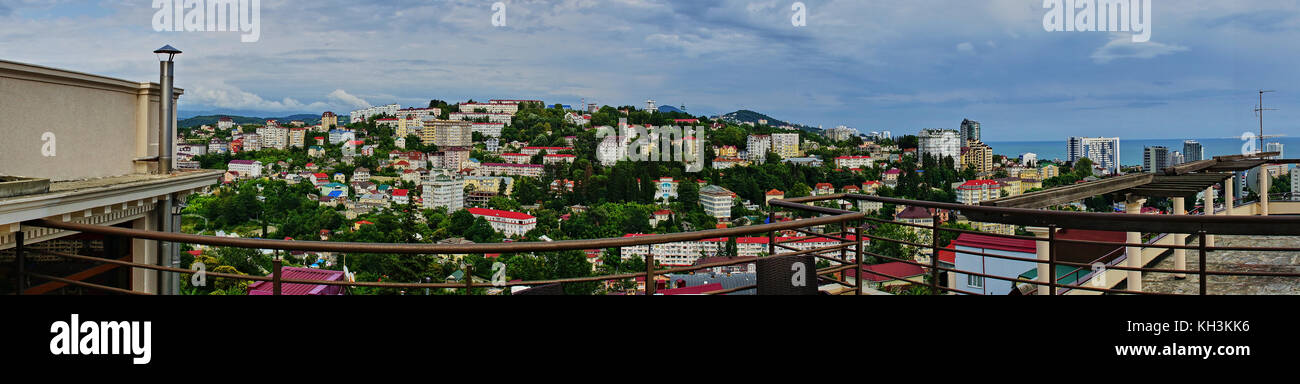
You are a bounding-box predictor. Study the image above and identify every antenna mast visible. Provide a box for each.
[1255,90,1277,153]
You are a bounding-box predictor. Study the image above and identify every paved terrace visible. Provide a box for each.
[1145,235,1300,295]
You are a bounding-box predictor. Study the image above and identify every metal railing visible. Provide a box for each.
[9,193,1300,295]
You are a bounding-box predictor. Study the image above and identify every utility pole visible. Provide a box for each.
[1255,90,1277,154]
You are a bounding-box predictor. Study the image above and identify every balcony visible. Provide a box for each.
[5,189,1298,296]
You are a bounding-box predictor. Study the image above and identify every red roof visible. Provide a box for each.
[766,189,785,196]
[545,154,576,158]
[502,153,529,157]
[468,207,536,220]
[248,267,344,295]
[313,173,328,178]
[951,233,1036,254]
[848,262,926,282]
[392,189,409,197]
[355,221,375,225]
[960,179,1000,188]
[653,210,673,215]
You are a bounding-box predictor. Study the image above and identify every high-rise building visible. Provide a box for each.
[699,185,736,221]
[1020,153,1038,166]
[1067,137,1121,174]
[962,140,994,174]
[960,119,981,143]
[423,173,465,212]
[1143,146,1170,173]
[746,135,772,164]
[1266,142,1285,160]
[825,125,857,142]
[771,133,801,159]
[1291,168,1299,201]
[321,111,338,130]
[918,129,961,163]
[1183,140,1204,162]
[421,120,473,147]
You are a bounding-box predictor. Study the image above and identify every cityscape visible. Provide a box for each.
[1,0,1297,367]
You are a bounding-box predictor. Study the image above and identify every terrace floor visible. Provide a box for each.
[1144,235,1300,295]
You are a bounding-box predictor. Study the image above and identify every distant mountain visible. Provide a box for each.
[718,110,820,133]
[179,113,323,128]
[657,105,684,114]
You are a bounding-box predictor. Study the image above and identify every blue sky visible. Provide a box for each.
[2,0,1299,141]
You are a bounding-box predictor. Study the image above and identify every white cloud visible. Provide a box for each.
[185,82,330,112]
[956,42,976,54]
[1091,37,1190,64]
[327,89,371,109]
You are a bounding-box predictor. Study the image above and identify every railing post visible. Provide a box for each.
[854,223,864,296]
[645,247,655,296]
[930,214,940,295]
[1047,225,1057,296]
[1198,231,1208,296]
[14,229,25,295]
[464,264,474,295]
[272,257,282,296]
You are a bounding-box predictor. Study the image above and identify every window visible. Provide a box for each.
[967,275,984,289]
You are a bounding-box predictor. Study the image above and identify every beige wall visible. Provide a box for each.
[0,60,182,181]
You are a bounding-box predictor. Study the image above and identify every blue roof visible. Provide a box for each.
[327,191,342,197]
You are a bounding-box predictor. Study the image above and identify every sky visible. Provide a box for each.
[2,0,1299,141]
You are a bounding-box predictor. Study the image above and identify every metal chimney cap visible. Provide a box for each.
[153,45,182,55]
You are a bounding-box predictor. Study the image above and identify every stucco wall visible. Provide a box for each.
[0,60,181,181]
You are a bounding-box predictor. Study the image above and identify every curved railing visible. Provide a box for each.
[11,193,1300,295]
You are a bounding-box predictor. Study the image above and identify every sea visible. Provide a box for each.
[983,137,1300,167]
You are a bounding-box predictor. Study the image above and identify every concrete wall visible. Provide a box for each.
[0,60,181,181]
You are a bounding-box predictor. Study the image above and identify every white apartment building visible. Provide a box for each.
[478,163,544,178]
[620,235,847,267]
[1068,137,1121,174]
[396,107,439,120]
[458,102,518,115]
[227,160,263,178]
[1292,167,1300,201]
[217,117,234,130]
[256,125,288,150]
[423,173,465,212]
[825,125,857,142]
[700,185,735,220]
[288,128,306,148]
[771,133,801,159]
[598,136,628,166]
[449,112,513,125]
[468,208,537,237]
[471,122,505,138]
[350,104,401,123]
[328,129,355,145]
[746,135,772,164]
[834,156,874,169]
[918,129,961,163]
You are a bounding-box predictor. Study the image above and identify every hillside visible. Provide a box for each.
[717,110,820,133]
[179,114,322,128]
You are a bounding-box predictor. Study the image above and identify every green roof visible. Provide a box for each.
[1019,265,1090,286]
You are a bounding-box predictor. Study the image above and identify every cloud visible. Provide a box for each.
[327,89,371,109]
[1091,37,1190,64]
[956,42,976,54]
[184,82,330,113]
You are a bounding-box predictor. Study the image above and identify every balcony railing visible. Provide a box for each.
[9,193,1300,295]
